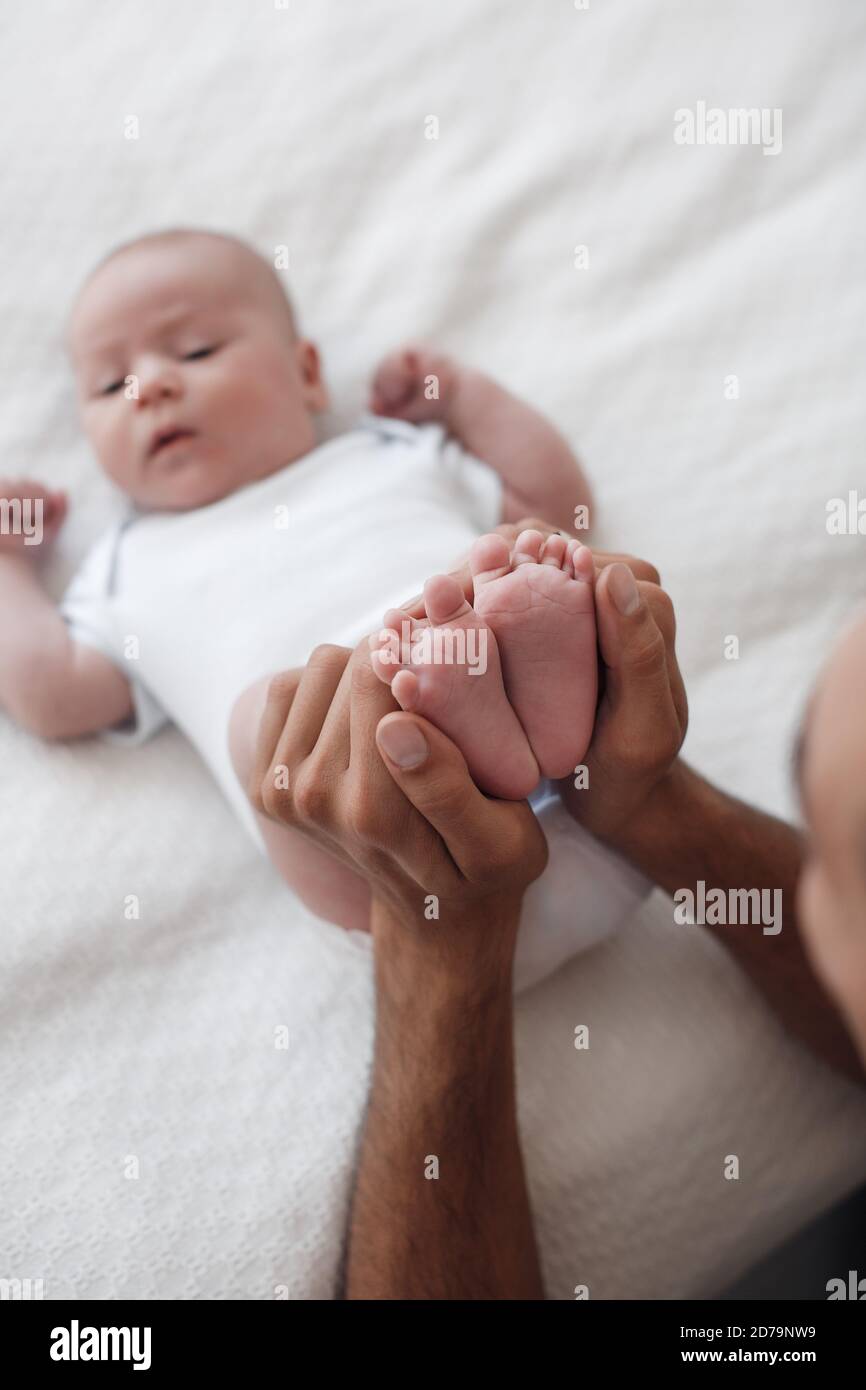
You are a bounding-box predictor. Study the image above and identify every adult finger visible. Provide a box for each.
[496,517,563,543]
[347,641,401,784]
[257,645,351,819]
[399,520,564,617]
[283,645,352,762]
[590,550,661,586]
[375,712,547,889]
[249,669,303,815]
[642,584,688,729]
[594,565,676,733]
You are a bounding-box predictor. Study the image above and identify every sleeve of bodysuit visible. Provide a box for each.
[58,528,169,745]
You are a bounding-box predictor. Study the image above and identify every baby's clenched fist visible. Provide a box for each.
[368,346,458,424]
[0,478,68,556]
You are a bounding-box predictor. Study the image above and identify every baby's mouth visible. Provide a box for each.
[148,428,197,461]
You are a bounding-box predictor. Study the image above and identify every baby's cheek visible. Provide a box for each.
[99,417,135,485]
[203,367,264,430]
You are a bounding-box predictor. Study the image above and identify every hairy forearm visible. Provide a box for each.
[444,367,591,533]
[345,900,544,1299]
[610,761,863,1081]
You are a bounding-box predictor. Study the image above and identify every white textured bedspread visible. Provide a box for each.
[2,0,866,1299]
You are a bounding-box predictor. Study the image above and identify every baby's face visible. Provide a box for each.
[68,238,327,510]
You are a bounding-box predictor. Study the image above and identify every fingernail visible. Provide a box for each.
[608,563,640,616]
[377,720,429,769]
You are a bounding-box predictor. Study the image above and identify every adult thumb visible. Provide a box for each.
[375,711,506,879]
[595,563,672,720]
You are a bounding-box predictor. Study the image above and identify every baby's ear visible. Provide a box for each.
[296,339,329,412]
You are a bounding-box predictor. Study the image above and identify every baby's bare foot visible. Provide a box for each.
[470,529,597,779]
[370,576,539,800]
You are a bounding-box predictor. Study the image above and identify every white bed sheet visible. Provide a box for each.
[2,0,866,1299]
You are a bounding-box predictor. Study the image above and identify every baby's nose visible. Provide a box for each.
[135,359,183,405]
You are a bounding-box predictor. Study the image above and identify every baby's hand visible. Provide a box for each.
[0,478,68,557]
[368,346,458,424]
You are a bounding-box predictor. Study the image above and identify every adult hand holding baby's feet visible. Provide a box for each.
[370,529,598,797]
[250,640,547,943]
[0,478,67,557]
[380,515,685,830]
[559,559,688,844]
[368,345,457,423]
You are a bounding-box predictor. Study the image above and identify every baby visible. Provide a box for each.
[0,228,643,986]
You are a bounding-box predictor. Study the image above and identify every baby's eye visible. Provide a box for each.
[100,378,124,396]
[183,345,218,361]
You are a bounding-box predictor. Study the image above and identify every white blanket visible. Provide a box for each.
[3,0,866,1300]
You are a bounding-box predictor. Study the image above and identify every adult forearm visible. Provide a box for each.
[345,899,544,1300]
[611,761,863,1081]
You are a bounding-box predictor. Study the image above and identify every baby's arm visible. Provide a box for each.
[0,481,133,739]
[369,347,592,535]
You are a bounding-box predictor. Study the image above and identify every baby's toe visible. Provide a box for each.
[423,573,473,626]
[392,668,421,711]
[469,533,511,586]
[540,534,568,568]
[513,529,546,565]
[570,542,594,583]
[370,608,416,682]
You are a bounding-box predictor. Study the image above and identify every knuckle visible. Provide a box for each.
[458,840,490,882]
[249,777,268,817]
[630,556,661,586]
[620,702,680,776]
[355,842,392,878]
[349,649,380,693]
[415,842,454,895]
[648,585,676,639]
[616,739,652,778]
[625,621,667,677]
[460,814,524,886]
[421,773,475,826]
[265,670,300,709]
[258,777,289,823]
[292,766,328,823]
[490,825,530,878]
[307,643,349,675]
[342,790,377,841]
[642,720,682,772]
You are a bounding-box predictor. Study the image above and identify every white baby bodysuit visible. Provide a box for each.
[61,415,500,838]
[61,413,650,990]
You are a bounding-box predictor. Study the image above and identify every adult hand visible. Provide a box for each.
[396,515,687,844]
[559,560,688,844]
[399,517,661,617]
[249,641,548,970]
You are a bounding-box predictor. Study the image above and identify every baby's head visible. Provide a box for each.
[67,229,328,510]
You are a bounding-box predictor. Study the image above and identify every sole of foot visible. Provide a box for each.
[469,529,598,780]
[370,575,540,800]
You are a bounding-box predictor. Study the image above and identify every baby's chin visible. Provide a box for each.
[112,456,260,513]
[135,472,241,512]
